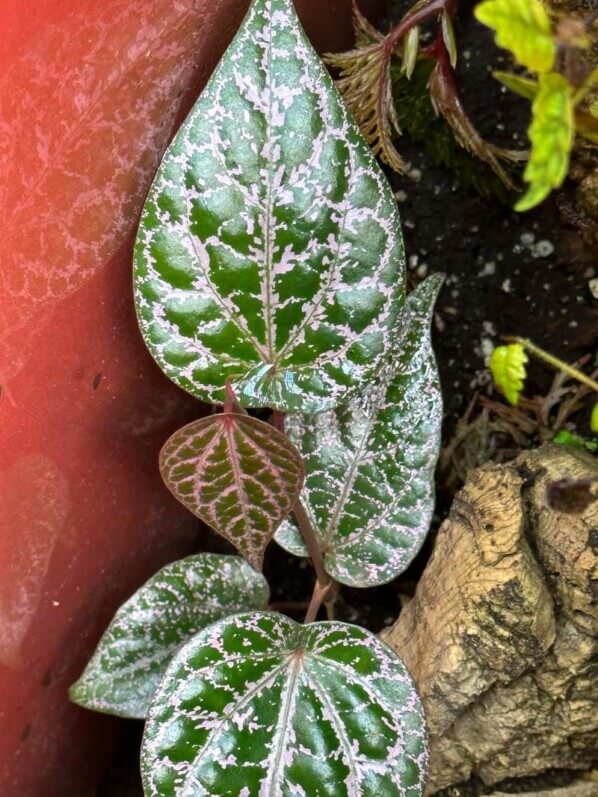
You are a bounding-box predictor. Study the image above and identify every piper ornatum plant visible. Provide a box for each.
[70,1,443,794]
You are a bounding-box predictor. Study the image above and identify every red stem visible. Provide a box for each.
[267,410,338,624]
[304,579,334,624]
[223,381,246,415]
[375,0,458,142]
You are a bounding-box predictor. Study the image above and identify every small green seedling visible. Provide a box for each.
[490,337,598,434]
[70,1,444,795]
[329,1,596,207]
[476,0,597,210]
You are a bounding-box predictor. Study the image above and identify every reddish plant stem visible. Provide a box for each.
[304,579,334,624]
[374,0,458,150]
[293,499,331,591]
[270,410,287,433]
[223,381,246,414]
[269,409,338,623]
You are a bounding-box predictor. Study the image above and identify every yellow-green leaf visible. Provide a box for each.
[402,26,420,79]
[516,72,575,212]
[490,343,528,405]
[591,402,598,434]
[475,0,555,74]
[441,14,458,69]
[493,71,539,101]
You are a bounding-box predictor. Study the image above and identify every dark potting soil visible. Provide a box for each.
[96,2,597,795]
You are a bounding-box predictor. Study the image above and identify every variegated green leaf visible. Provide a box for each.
[160,413,304,570]
[69,555,269,719]
[133,0,405,414]
[142,612,428,797]
[276,275,443,587]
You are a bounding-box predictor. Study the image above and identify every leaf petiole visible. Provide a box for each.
[304,579,334,624]
[293,499,331,591]
[224,381,247,415]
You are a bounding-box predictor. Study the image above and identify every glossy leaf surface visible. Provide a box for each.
[133,0,405,413]
[516,73,574,211]
[160,413,304,569]
[142,612,428,797]
[69,554,269,719]
[276,275,443,587]
[475,0,555,74]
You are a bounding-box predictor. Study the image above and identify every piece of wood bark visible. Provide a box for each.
[382,444,598,793]
[491,782,598,797]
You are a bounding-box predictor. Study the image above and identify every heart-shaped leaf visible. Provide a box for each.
[69,554,269,719]
[133,0,405,413]
[160,413,304,569]
[276,275,443,587]
[142,612,428,797]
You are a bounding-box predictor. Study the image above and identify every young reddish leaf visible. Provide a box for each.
[160,414,304,569]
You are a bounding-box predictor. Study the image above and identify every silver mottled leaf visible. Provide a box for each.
[142,612,428,797]
[160,413,305,570]
[133,0,405,413]
[69,554,269,719]
[276,275,443,587]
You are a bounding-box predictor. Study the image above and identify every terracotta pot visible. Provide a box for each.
[0,1,384,795]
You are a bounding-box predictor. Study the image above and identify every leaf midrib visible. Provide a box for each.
[321,413,377,549]
[180,657,291,794]
[262,0,276,362]
[260,652,304,795]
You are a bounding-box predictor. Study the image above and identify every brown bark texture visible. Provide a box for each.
[491,782,598,797]
[382,444,598,793]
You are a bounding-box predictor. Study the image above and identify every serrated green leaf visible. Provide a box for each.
[142,612,428,797]
[133,0,405,414]
[276,275,443,587]
[516,72,574,211]
[160,413,304,570]
[69,555,269,719]
[490,343,528,405]
[475,0,555,74]
[493,70,539,101]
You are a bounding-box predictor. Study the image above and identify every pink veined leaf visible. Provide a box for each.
[160,414,305,570]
